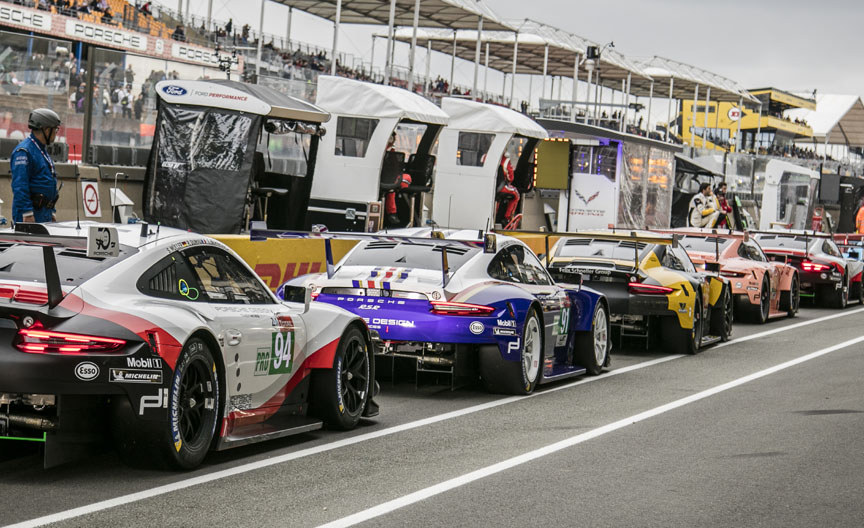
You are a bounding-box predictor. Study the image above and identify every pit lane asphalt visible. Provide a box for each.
[2,305,863,527]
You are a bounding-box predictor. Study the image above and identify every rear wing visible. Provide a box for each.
[496,229,678,271]
[749,229,827,259]
[249,229,486,286]
[0,230,89,309]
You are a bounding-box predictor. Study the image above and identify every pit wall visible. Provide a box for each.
[0,162,145,222]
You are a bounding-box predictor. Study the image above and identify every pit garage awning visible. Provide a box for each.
[787,94,864,147]
[631,56,757,103]
[155,79,330,122]
[675,154,723,177]
[271,0,514,30]
[442,97,547,138]
[316,76,449,124]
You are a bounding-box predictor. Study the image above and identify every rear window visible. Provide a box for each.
[555,238,653,261]
[340,240,480,272]
[755,235,808,251]
[0,242,136,286]
[680,236,733,253]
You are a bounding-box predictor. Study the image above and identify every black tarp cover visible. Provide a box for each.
[144,101,262,233]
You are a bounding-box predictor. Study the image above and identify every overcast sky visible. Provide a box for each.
[159,0,863,98]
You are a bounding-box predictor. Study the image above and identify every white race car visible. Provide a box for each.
[0,222,377,469]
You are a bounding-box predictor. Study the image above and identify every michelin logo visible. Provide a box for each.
[110,368,163,384]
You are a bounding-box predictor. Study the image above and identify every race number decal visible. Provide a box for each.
[255,330,295,376]
[555,307,570,335]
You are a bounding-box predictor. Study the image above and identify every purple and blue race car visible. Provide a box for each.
[274,230,610,395]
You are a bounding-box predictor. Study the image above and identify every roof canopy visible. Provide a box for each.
[675,154,723,177]
[315,75,449,124]
[272,0,514,31]
[442,98,548,138]
[632,56,757,103]
[381,19,650,91]
[155,79,330,122]
[787,94,864,146]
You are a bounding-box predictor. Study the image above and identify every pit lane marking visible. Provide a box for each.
[4,356,680,528]
[318,333,864,528]
[6,308,862,528]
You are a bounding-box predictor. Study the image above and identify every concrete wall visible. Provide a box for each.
[0,162,146,222]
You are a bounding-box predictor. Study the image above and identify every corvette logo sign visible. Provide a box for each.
[574,189,600,205]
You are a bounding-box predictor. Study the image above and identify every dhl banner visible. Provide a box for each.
[214,235,359,291]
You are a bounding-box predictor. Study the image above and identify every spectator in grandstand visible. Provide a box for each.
[688,183,719,228]
[122,84,133,118]
[102,7,114,24]
[133,93,145,120]
[71,82,87,114]
[139,1,152,16]
[11,108,62,224]
[172,25,186,42]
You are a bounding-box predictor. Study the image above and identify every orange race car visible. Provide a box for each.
[662,228,800,323]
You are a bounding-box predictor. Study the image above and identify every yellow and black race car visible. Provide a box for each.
[544,231,733,354]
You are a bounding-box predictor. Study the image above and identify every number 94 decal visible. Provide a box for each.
[254,330,295,376]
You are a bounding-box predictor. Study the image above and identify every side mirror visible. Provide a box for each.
[483,233,497,254]
[279,285,307,304]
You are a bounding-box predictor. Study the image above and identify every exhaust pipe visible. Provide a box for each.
[6,414,58,432]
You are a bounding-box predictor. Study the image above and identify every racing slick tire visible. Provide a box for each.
[113,337,221,470]
[739,277,770,324]
[479,308,543,395]
[574,302,610,375]
[855,279,864,305]
[709,286,734,342]
[309,326,371,430]
[779,273,800,318]
[662,292,702,355]
[830,273,849,309]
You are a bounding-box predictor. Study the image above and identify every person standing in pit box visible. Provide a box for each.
[11,108,62,223]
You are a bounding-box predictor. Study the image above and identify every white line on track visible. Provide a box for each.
[318,334,864,528]
[6,307,862,528]
[714,306,864,349]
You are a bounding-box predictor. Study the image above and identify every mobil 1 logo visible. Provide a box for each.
[254,329,294,376]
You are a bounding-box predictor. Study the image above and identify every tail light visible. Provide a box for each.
[16,328,126,354]
[430,301,496,316]
[628,282,674,295]
[801,260,832,273]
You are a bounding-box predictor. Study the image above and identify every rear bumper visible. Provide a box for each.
[798,270,843,294]
[593,287,672,318]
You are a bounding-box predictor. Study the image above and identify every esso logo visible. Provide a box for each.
[162,85,187,96]
[75,361,100,381]
[469,321,485,335]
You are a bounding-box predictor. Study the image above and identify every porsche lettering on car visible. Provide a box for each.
[276,230,611,395]
[0,223,377,469]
